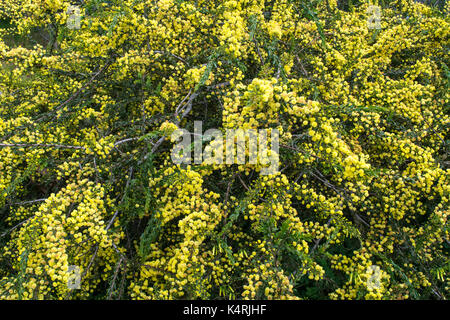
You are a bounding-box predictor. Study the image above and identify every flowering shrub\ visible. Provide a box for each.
[0,0,448,300]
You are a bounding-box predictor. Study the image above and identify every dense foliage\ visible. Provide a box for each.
[0,0,449,300]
